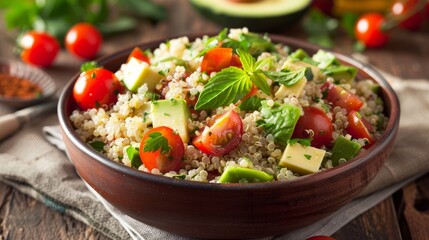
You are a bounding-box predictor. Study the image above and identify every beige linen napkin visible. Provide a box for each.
[1,67,429,239]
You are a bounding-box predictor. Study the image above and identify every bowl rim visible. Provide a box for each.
[58,33,400,191]
[0,58,57,107]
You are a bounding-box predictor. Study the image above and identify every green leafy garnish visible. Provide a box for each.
[256,101,301,146]
[288,138,312,147]
[289,49,309,61]
[80,61,99,72]
[263,68,306,87]
[195,49,271,110]
[239,95,263,111]
[302,9,339,48]
[312,50,338,69]
[304,154,312,160]
[143,132,170,154]
[126,146,141,168]
[89,141,105,152]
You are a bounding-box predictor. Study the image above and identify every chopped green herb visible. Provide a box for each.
[126,146,141,168]
[89,141,105,152]
[173,174,186,180]
[81,61,99,72]
[145,91,160,101]
[304,67,314,81]
[304,154,312,160]
[91,72,96,78]
[144,132,170,154]
[321,104,330,113]
[288,138,312,147]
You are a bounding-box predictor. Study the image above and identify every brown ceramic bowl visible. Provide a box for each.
[0,59,56,109]
[58,34,400,239]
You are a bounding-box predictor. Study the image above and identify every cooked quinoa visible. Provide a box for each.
[70,28,387,183]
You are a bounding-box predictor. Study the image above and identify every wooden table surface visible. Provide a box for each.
[1,1,429,239]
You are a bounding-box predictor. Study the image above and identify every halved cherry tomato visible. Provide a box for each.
[391,0,424,30]
[292,107,334,148]
[127,47,151,64]
[346,110,374,149]
[73,68,124,110]
[65,23,103,60]
[355,13,389,48]
[19,31,60,67]
[321,82,363,112]
[200,48,241,74]
[193,109,243,156]
[139,126,184,173]
[306,236,336,240]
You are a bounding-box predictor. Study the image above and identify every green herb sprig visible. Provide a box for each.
[143,132,170,154]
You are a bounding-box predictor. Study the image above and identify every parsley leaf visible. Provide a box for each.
[143,132,170,154]
[304,154,312,160]
[257,101,301,146]
[126,146,142,168]
[89,141,105,152]
[263,68,306,86]
[288,138,312,147]
[80,61,99,72]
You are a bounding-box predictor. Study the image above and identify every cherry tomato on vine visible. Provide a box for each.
[193,109,243,156]
[200,48,241,74]
[355,13,389,48]
[292,107,334,148]
[18,31,60,67]
[73,68,124,110]
[139,126,184,173]
[391,0,425,30]
[346,110,374,149]
[65,23,103,60]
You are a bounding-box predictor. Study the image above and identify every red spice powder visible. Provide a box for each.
[0,73,43,99]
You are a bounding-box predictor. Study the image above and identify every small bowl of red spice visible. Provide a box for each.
[0,59,56,108]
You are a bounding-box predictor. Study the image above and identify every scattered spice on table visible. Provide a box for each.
[0,73,43,99]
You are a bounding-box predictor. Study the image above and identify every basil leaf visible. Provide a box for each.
[250,72,270,96]
[236,48,254,73]
[126,146,141,168]
[239,32,275,56]
[254,57,272,71]
[323,65,357,84]
[263,68,306,86]
[195,67,252,110]
[144,132,170,154]
[257,101,301,146]
[239,95,263,111]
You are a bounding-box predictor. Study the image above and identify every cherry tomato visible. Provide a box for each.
[73,68,124,110]
[346,110,374,149]
[65,23,103,60]
[391,0,424,30]
[242,84,258,101]
[127,47,150,64]
[321,81,363,112]
[18,31,60,67]
[139,126,184,173]
[193,110,243,156]
[200,48,241,74]
[306,236,336,240]
[292,107,334,148]
[355,13,389,48]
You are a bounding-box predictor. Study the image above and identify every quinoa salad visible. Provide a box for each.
[70,28,387,183]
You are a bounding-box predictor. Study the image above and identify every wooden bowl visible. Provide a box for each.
[58,34,400,239]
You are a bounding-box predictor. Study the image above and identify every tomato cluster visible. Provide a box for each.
[313,0,429,48]
[18,23,103,67]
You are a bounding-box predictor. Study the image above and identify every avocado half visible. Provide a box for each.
[190,0,312,32]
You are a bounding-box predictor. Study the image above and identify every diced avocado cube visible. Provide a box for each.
[218,167,274,183]
[126,146,141,168]
[279,142,326,175]
[151,98,191,143]
[331,136,362,166]
[123,57,163,92]
[275,77,307,98]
